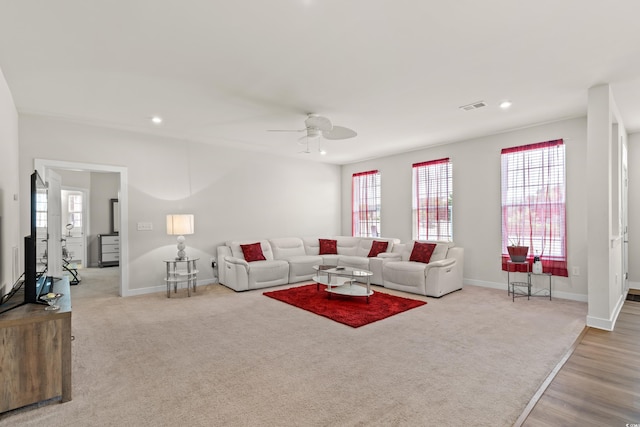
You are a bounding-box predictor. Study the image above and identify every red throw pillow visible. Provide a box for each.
[240,242,266,262]
[409,242,437,263]
[319,239,338,255]
[368,240,389,257]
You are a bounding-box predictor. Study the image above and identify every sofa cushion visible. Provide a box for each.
[368,240,389,257]
[269,237,306,259]
[409,242,436,263]
[384,260,430,289]
[430,242,450,262]
[241,242,266,262]
[319,239,338,255]
[337,237,360,256]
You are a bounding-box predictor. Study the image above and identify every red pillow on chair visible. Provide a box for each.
[409,242,437,264]
[319,239,338,255]
[240,242,266,262]
[367,240,389,257]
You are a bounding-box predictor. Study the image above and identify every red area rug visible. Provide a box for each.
[263,283,427,328]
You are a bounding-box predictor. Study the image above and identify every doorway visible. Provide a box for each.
[34,159,129,297]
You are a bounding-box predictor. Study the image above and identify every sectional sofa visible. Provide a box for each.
[217,236,399,291]
[217,237,464,298]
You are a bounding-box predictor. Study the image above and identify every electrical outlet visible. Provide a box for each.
[572,266,580,276]
[210,258,216,269]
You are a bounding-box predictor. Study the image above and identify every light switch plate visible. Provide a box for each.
[137,222,153,231]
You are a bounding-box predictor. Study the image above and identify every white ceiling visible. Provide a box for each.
[1,0,640,164]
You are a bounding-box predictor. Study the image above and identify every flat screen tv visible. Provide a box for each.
[24,170,52,304]
[0,171,51,314]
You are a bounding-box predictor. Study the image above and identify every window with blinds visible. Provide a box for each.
[412,158,452,241]
[352,170,381,237]
[35,192,47,228]
[501,139,568,276]
[68,193,83,229]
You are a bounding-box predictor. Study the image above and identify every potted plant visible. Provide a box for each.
[507,237,529,263]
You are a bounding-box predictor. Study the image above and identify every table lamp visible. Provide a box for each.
[166,214,194,260]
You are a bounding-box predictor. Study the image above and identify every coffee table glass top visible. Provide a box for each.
[312,265,373,277]
[312,265,374,300]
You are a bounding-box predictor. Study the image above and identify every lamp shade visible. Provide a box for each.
[166,214,194,236]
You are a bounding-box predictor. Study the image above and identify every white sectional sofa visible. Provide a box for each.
[217,236,400,292]
[217,237,464,298]
[377,241,464,297]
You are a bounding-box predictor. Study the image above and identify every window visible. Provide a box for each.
[412,158,452,241]
[68,193,83,229]
[352,170,381,237]
[501,139,568,276]
[35,192,47,228]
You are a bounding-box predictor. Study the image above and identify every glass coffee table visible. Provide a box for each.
[312,265,374,303]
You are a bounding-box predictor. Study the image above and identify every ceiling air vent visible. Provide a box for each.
[459,101,487,111]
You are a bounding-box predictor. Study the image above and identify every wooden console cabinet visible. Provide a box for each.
[0,277,71,413]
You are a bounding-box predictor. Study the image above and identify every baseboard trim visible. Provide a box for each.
[463,279,588,302]
[585,292,626,331]
[123,279,216,297]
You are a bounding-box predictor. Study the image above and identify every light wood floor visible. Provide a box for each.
[520,300,640,426]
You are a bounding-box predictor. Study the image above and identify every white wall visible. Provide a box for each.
[0,68,20,296]
[19,114,341,294]
[342,117,589,301]
[585,84,628,330]
[88,172,119,267]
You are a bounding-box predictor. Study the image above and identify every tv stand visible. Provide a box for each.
[0,277,71,414]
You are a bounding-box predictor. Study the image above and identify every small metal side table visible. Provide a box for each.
[163,258,199,298]
[529,271,552,300]
[507,261,531,301]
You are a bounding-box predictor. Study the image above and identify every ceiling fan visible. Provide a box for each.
[268,114,357,142]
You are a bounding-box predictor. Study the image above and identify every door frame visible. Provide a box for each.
[35,159,128,297]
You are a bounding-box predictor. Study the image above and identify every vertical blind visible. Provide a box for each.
[412,158,452,241]
[501,139,568,276]
[352,170,381,237]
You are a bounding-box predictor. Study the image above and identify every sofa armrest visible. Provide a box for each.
[423,257,461,297]
[221,255,250,291]
[217,245,232,284]
[425,258,456,269]
[224,255,249,268]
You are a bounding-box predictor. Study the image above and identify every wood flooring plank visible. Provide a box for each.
[522,299,640,426]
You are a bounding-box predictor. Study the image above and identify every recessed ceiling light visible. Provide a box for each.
[499,100,512,110]
[151,116,163,125]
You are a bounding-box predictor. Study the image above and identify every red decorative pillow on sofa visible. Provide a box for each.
[409,242,437,264]
[319,239,338,255]
[240,242,266,262]
[368,240,389,257]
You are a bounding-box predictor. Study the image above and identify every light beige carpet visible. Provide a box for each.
[1,268,587,426]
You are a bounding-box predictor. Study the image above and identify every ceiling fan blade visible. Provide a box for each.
[322,125,357,140]
[267,129,305,132]
[305,114,332,132]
